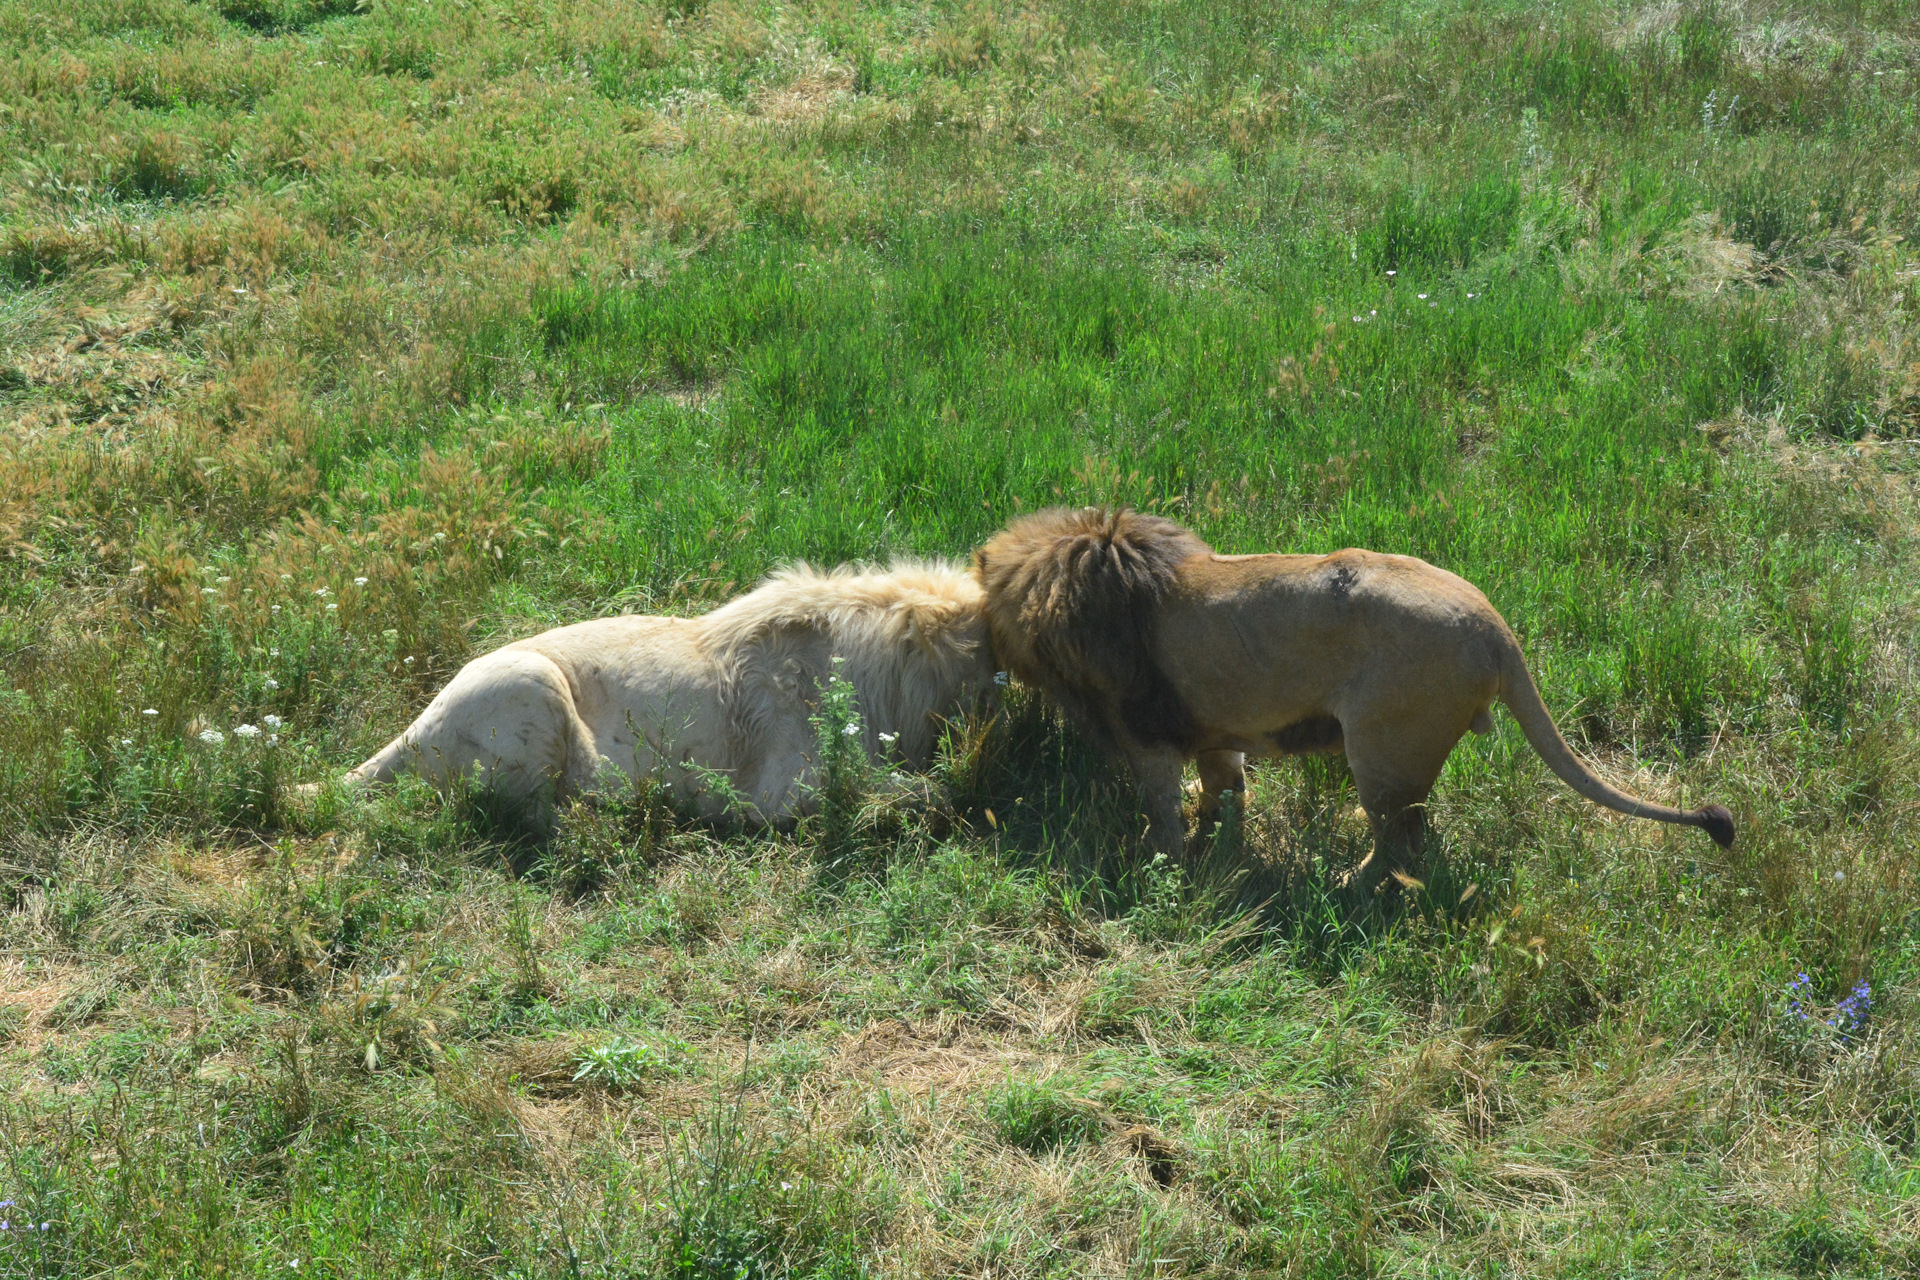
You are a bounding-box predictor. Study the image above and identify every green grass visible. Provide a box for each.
[3,0,1920,1274]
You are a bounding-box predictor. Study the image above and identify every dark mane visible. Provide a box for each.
[973,506,1212,753]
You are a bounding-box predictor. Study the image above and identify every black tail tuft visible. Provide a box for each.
[1697,803,1735,849]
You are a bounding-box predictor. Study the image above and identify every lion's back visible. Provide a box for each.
[505,614,714,694]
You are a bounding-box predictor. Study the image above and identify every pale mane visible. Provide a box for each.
[699,559,989,767]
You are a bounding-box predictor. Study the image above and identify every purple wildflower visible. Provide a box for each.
[1836,982,1872,1034]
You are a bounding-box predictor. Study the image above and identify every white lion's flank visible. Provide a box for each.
[332,560,995,824]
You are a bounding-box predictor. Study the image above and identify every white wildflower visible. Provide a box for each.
[264,715,283,729]
[877,731,898,744]
[120,738,132,746]
[216,576,231,584]
[843,722,860,737]
[201,587,218,595]
[354,576,368,587]
[314,587,331,597]
[326,603,338,611]
[234,723,261,739]
[271,605,281,613]
[198,728,225,745]
[1417,293,1428,299]
[142,708,158,716]
[265,678,279,690]
[994,671,1010,686]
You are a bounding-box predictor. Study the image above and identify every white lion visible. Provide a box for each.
[329,561,996,824]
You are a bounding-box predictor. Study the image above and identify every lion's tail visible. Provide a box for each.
[1495,639,1734,848]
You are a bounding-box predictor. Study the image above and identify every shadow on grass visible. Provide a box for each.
[931,690,1509,967]
[360,685,1513,975]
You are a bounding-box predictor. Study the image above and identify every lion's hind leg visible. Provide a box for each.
[343,649,592,807]
[1340,717,1462,904]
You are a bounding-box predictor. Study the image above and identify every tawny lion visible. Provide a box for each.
[326,561,996,825]
[973,507,1734,894]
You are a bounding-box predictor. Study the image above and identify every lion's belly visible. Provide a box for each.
[1257,714,1346,756]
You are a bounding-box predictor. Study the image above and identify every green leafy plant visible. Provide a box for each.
[570,1034,684,1088]
[807,656,873,859]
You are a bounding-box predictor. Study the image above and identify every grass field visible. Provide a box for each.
[3,0,1920,1273]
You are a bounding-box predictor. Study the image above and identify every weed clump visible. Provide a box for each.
[656,1091,876,1280]
[984,1076,1107,1155]
[540,775,682,897]
[570,1033,685,1090]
